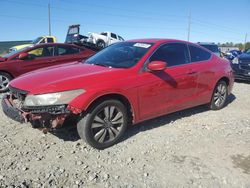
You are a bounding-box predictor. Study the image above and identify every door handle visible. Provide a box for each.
[48,60,56,63]
[187,71,197,75]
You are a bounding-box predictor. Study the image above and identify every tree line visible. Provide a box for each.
[218,42,250,50]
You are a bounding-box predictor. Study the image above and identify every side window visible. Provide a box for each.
[150,43,190,67]
[39,38,45,44]
[189,45,211,62]
[111,33,117,39]
[47,38,54,43]
[57,46,80,56]
[28,46,54,58]
[101,32,108,36]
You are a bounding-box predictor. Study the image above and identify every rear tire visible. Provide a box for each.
[0,72,12,93]
[77,99,128,149]
[96,40,106,49]
[210,80,228,110]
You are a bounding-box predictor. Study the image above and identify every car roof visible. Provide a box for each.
[127,38,191,44]
[30,43,82,48]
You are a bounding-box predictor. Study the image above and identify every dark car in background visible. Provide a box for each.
[231,48,250,81]
[224,50,242,61]
[198,42,221,57]
[0,43,95,92]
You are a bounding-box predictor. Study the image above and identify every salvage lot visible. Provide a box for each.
[0,82,249,187]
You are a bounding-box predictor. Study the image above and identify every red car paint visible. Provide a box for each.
[8,39,234,124]
[0,43,95,78]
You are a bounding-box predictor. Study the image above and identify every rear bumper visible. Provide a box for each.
[1,95,25,123]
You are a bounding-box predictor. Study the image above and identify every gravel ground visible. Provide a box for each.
[0,81,249,188]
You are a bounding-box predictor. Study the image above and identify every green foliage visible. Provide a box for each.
[218,42,250,50]
[244,42,250,50]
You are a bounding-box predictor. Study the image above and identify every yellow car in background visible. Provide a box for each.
[9,36,57,53]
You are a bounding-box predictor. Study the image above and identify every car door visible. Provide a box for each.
[18,45,56,75]
[53,45,86,65]
[137,43,199,121]
[188,44,215,103]
[110,33,119,45]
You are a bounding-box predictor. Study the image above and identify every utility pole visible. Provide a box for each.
[48,2,51,36]
[187,12,191,42]
[244,33,248,51]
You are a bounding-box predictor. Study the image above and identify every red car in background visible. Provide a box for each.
[2,39,234,149]
[0,43,95,92]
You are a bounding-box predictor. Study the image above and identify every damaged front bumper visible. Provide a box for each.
[2,94,26,123]
[1,94,75,130]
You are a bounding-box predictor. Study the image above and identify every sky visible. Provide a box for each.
[0,0,249,44]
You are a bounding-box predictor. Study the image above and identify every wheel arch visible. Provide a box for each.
[210,76,231,100]
[96,39,106,46]
[0,70,14,79]
[85,93,135,124]
[218,76,230,86]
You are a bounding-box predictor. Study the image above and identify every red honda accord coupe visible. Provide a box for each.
[0,43,95,92]
[2,39,234,149]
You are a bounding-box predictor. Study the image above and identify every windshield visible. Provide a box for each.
[200,44,219,53]
[85,42,153,68]
[245,49,250,54]
[3,46,30,58]
[32,37,43,44]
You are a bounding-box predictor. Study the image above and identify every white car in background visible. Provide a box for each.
[86,32,125,48]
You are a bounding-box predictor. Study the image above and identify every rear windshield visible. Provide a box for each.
[200,44,219,53]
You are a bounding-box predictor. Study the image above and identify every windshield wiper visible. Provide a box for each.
[93,63,112,68]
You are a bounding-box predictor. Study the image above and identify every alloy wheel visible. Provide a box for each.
[213,83,227,107]
[0,75,10,91]
[91,106,124,144]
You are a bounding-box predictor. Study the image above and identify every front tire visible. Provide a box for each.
[210,80,228,110]
[77,100,128,149]
[96,40,106,49]
[0,72,12,93]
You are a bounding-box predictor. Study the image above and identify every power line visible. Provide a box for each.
[0,14,185,31]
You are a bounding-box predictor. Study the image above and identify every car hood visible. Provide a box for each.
[238,53,250,60]
[0,57,7,62]
[10,63,127,94]
[11,44,31,50]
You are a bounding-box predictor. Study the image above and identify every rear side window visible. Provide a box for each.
[189,45,211,62]
[57,46,80,56]
[47,38,54,43]
[101,32,107,36]
[150,43,190,67]
[118,35,124,41]
[111,33,117,39]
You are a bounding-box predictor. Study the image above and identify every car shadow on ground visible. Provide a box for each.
[235,79,250,84]
[50,93,236,144]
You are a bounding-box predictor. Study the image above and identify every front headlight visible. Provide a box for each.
[9,48,17,52]
[232,57,239,64]
[24,89,85,107]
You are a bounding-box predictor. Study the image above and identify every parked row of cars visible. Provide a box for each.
[1,37,235,149]
[197,42,250,81]
[0,43,95,92]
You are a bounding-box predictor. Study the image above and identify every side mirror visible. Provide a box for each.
[18,52,28,60]
[147,61,167,71]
